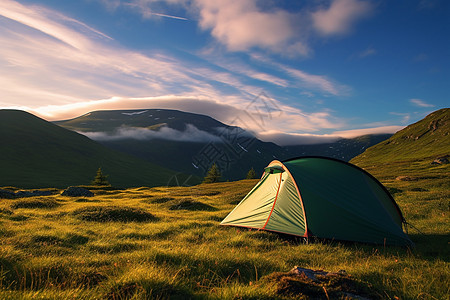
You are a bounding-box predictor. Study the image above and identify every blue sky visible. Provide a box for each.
[0,0,448,144]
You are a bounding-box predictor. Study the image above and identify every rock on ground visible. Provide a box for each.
[61,187,94,197]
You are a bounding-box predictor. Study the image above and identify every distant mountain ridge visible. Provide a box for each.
[0,110,190,188]
[4,108,447,188]
[56,109,286,180]
[55,109,392,180]
[54,109,234,134]
[284,134,392,161]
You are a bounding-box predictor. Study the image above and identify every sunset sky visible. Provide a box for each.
[0,0,448,144]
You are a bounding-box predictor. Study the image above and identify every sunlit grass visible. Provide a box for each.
[0,177,448,299]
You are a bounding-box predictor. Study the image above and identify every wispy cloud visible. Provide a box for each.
[312,0,373,36]
[250,54,349,96]
[358,46,376,58]
[332,125,403,138]
[0,1,244,108]
[390,112,411,124]
[93,0,374,58]
[257,124,403,145]
[122,1,189,20]
[258,131,341,146]
[82,124,221,142]
[0,0,353,138]
[281,66,348,96]
[410,98,435,107]
[0,0,97,50]
[26,95,345,137]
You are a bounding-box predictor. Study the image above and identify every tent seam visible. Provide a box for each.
[262,172,282,229]
[282,163,309,237]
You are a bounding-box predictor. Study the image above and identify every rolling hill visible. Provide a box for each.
[0,110,192,188]
[351,108,449,180]
[55,109,391,180]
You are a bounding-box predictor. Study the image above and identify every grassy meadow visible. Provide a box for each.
[0,175,448,299]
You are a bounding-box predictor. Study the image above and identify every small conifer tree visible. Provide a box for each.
[203,163,221,183]
[246,167,257,179]
[92,167,110,186]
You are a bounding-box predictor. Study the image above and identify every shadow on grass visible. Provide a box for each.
[409,233,450,262]
[148,250,277,285]
[11,198,60,209]
[8,214,29,221]
[0,256,106,290]
[227,192,248,205]
[105,279,194,300]
[88,242,141,254]
[357,271,406,300]
[118,228,178,241]
[28,233,89,249]
[72,206,158,222]
[169,199,217,211]
[141,197,174,204]
[74,198,101,203]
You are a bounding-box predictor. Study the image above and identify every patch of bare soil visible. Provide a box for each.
[263,267,381,299]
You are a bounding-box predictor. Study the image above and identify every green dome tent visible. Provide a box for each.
[221,157,412,246]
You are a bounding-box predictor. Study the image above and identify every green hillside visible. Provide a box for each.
[351,108,449,180]
[0,110,192,188]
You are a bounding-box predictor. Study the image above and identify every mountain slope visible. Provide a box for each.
[0,110,190,188]
[284,134,392,161]
[55,109,288,180]
[54,109,230,134]
[351,108,449,180]
[55,109,392,180]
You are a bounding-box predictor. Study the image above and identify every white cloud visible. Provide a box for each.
[312,0,373,36]
[332,125,403,138]
[410,98,435,108]
[82,124,222,142]
[258,131,341,145]
[257,124,401,145]
[93,0,373,57]
[0,0,355,140]
[194,0,309,55]
[28,96,234,120]
[0,1,258,110]
[24,95,345,138]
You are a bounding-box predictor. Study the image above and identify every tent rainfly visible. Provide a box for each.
[221,157,413,246]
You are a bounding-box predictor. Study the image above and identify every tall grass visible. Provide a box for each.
[0,178,448,299]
